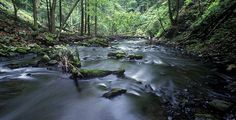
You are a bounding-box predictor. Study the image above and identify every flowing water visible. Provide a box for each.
[0,39,234,120]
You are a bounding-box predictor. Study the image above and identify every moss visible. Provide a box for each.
[186,43,206,54]
[85,38,110,47]
[40,54,51,63]
[42,32,57,45]
[108,51,126,59]
[29,43,44,54]
[78,69,125,79]
[16,47,28,54]
[79,69,113,78]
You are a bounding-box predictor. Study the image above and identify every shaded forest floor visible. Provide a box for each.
[155,1,236,75]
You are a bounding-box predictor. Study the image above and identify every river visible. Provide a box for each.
[0,39,234,120]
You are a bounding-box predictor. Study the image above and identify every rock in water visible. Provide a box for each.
[103,88,127,99]
[48,60,58,65]
[226,64,236,72]
[208,99,233,111]
[41,55,51,63]
[128,54,143,60]
[194,113,215,120]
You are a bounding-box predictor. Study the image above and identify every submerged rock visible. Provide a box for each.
[225,81,236,93]
[96,83,108,91]
[102,88,127,99]
[208,99,233,111]
[194,113,215,120]
[128,54,143,60]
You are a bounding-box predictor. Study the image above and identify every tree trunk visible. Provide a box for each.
[46,0,51,31]
[50,0,57,33]
[84,0,87,34]
[94,0,97,36]
[168,0,179,27]
[87,0,90,35]
[167,0,174,25]
[59,0,62,28]
[158,18,166,32]
[11,0,18,20]
[80,0,84,36]
[57,0,81,38]
[33,0,40,30]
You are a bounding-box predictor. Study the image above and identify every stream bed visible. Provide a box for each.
[0,39,235,120]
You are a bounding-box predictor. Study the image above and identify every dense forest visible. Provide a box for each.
[0,0,235,120]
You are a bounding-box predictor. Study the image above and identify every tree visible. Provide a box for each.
[59,0,62,28]
[46,0,51,31]
[33,0,40,29]
[11,0,19,20]
[87,0,90,35]
[80,0,84,36]
[94,0,98,36]
[57,0,81,38]
[50,0,57,33]
[167,0,180,27]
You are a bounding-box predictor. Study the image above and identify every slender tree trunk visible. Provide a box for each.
[167,0,174,25]
[33,0,40,29]
[158,18,166,32]
[94,0,97,36]
[84,0,87,34]
[59,0,62,27]
[57,0,81,38]
[50,0,57,33]
[168,0,179,26]
[80,0,84,36]
[87,0,90,35]
[11,0,18,20]
[46,0,51,31]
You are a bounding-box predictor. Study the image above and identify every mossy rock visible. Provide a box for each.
[30,44,44,54]
[194,114,215,120]
[128,54,144,60]
[42,32,57,45]
[86,38,110,47]
[102,88,127,99]
[208,99,233,111]
[108,51,126,59]
[40,54,51,63]
[78,69,125,79]
[78,69,113,78]
[48,60,58,65]
[112,69,125,77]
[16,47,28,54]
